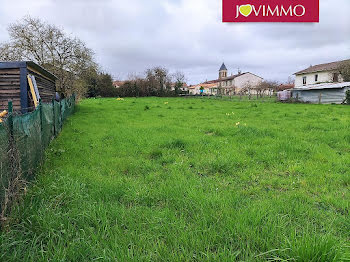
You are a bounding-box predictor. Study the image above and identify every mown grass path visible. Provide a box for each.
[1,97,350,261]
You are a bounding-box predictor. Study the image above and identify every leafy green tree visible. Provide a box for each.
[86,71,116,98]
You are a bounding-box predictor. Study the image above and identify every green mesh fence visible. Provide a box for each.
[42,103,54,148]
[13,109,42,178]
[0,95,75,212]
[62,95,75,122]
[0,119,10,205]
[61,99,67,123]
[54,100,62,134]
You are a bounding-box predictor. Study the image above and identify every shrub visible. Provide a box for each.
[345,90,350,104]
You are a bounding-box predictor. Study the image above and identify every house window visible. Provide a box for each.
[303,76,307,85]
[315,74,318,82]
[333,73,339,82]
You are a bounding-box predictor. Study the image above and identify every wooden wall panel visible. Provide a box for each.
[0,68,21,111]
[28,70,56,103]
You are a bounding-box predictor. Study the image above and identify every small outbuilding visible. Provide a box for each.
[0,61,57,113]
[291,82,350,104]
[277,90,292,102]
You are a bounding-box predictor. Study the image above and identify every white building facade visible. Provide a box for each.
[196,63,264,96]
[292,59,350,104]
[294,60,348,88]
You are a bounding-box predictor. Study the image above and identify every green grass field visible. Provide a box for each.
[1,97,350,261]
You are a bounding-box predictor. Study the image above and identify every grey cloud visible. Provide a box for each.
[0,0,349,84]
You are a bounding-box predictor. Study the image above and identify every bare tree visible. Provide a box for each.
[0,16,97,97]
[237,85,249,100]
[255,81,279,98]
[145,66,172,93]
[172,71,186,94]
[127,72,143,81]
[243,83,253,99]
[286,76,295,85]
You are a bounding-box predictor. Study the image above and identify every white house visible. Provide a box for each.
[191,63,264,95]
[292,59,350,104]
[218,64,262,88]
[188,83,218,95]
[294,59,349,88]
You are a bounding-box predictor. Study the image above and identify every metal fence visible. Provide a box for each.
[0,95,75,215]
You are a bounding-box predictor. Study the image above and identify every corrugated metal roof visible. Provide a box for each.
[293,82,350,91]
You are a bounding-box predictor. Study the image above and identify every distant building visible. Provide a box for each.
[170,82,188,92]
[191,63,264,95]
[294,59,349,88]
[113,81,125,88]
[188,83,217,95]
[277,84,294,91]
[292,59,350,104]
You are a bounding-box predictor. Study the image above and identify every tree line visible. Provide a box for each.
[115,68,186,97]
[0,16,187,99]
[0,16,117,99]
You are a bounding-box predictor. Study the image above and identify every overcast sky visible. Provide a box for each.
[0,0,349,84]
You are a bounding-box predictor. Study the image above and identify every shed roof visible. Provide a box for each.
[293,82,350,91]
[0,61,57,81]
[294,59,350,75]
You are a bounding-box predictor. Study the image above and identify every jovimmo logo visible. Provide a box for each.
[223,0,319,22]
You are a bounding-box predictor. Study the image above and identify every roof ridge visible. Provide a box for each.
[295,59,350,75]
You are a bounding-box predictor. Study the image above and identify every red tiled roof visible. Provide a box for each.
[277,84,294,91]
[113,81,125,87]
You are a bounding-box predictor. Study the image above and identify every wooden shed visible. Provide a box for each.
[0,61,57,113]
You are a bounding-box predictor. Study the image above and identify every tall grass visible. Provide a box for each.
[1,97,349,261]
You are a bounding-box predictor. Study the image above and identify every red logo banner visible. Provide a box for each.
[223,0,319,23]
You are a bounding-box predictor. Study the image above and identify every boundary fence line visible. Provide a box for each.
[0,95,76,218]
[180,94,277,102]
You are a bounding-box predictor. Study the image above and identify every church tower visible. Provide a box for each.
[219,63,227,79]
